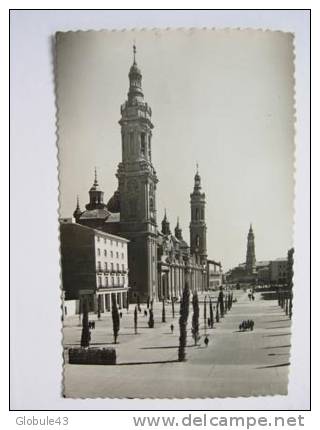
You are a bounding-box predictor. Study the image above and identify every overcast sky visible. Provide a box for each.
[56,29,294,270]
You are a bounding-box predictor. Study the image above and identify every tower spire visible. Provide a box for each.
[94,166,98,186]
[73,194,82,221]
[133,42,136,65]
[245,224,256,274]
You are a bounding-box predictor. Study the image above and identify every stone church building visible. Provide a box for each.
[73,47,208,301]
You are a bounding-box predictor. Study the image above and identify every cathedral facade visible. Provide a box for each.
[73,47,207,301]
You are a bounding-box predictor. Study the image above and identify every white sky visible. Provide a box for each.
[57,29,294,271]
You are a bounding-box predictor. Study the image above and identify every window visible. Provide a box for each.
[122,276,125,286]
[111,251,113,258]
[148,135,152,159]
[104,238,107,244]
[104,249,107,257]
[112,276,115,286]
[98,276,102,287]
[129,132,134,153]
[110,240,113,246]
[117,276,120,286]
[97,248,101,256]
[97,236,100,242]
[116,252,119,259]
[116,263,119,272]
[97,261,101,271]
[105,277,108,287]
[121,242,124,248]
[105,262,108,271]
[122,264,125,272]
[111,262,114,272]
[116,241,119,247]
[141,133,146,155]
[121,252,124,259]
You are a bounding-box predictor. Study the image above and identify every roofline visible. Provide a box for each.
[60,221,130,243]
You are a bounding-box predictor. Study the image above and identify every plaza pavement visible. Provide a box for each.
[63,290,291,398]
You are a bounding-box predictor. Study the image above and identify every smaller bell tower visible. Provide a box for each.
[190,165,207,264]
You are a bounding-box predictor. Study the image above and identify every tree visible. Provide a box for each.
[209,298,214,328]
[80,298,90,348]
[204,296,207,334]
[216,305,220,323]
[137,295,141,312]
[287,248,294,319]
[218,287,224,317]
[191,292,200,345]
[171,297,175,318]
[162,297,166,323]
[112,294,120,344]
[148,309,154,328]
[178,281,190,362]
[134,305,138,334]
[97,295,101,320]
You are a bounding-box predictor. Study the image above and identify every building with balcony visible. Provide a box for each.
[60,220,129,313]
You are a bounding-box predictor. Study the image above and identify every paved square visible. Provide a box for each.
[63,291,291,398]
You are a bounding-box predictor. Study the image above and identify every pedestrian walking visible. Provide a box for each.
[119,312,123,319]
[204,336,209,347]
[170,324,174,334]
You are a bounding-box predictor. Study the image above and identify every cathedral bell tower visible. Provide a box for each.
[245,224,256,274]
[117,45,158,301]
[190,166,207,265]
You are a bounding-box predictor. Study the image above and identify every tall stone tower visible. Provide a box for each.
[190,166,207,264]
[245,224,256,274]
[117,45,158,301]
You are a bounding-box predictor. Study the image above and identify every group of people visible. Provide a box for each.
[88,321,96,329]
[248,291,255,301]
[238,320,254,331]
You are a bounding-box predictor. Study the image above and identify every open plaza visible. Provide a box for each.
[63,289,291,398]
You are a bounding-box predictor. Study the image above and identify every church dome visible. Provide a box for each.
[106,189,120,213]
[129,62,141,76]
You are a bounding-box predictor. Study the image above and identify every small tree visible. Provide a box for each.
[218,288,224,317]
[178,281,190,362]
[80,298,90,348]
[191,292,200,345]
[216,305,220,323]
[134,305,138,334]
[209,298,214,328]
[162,297,166,323]
[97,295,101,320]
[204,297,207,334]
[148,309,154,328]
[112,294,120,343]
[171,297,175,318]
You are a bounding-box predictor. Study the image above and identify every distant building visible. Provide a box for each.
[60,221,129,312]
[245,224,256,274]
[225,224,289,286]
[270,258,288,285]
[207,260,223,289]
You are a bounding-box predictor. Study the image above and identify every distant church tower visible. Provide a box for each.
[245,224,256,274]
[117,45,158,300]
[190,166,207,264]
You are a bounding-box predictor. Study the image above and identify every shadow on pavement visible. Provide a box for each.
[117,359,179,366]
[140,345,194,350]
[256,362,290,369]
[261,344,291,349]
[263,333,291,337]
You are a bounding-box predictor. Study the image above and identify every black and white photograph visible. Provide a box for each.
[56,28,296,399]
